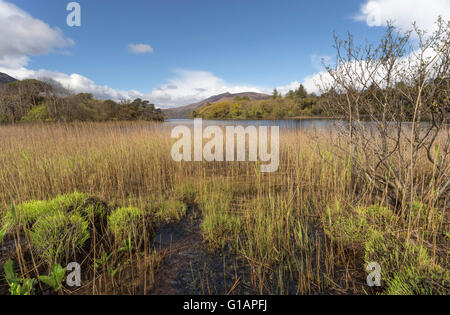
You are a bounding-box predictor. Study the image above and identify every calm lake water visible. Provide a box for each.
[165,119,343,131]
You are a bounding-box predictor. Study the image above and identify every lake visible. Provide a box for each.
[165,119,343,131]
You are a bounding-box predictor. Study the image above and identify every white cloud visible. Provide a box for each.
[300,44,446,96]
[303,0,450,96]
[0,0,74,69]
[127,43,154,54]
[355,0,450,33]
[0,1,142,103]
[0,55,29,69]
[271,70,341,97]
[0,66,143,99]
[274,81,301,95]
[302,72,328,95]
[148,69,266,106]
[147,70,324,105]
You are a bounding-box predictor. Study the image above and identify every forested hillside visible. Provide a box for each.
[0,78,164,124]
[191,86,327,119]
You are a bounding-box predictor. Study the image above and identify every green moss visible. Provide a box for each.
[3,192,90,228]
[30,212,90,264]
[3,201,50,228]
[409,201,443,227]
[364,230,448,295]
[323,202,396,248]
[323,202,369,247]
[108,207,147,245]
[1,192,110,265]
[383,262,448,295]
[383,267,427,295]
[357,204,395,224]
[323,201,447,294]
[77,201,109,222]
[364,229,399,271]
[47,192,90,213]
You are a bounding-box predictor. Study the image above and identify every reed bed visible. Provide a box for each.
[0,122,447,295]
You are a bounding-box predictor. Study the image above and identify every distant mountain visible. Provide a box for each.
[163,92,271,118]
[0,72,17,84]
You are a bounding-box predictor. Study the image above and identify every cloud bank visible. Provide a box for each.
[2,66,294,107]
[300,1,450,97]
[0,0,74,68]
[150,69,268,106]
[355,0,450,33]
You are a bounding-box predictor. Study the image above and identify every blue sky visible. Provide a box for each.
[0,0,448,106]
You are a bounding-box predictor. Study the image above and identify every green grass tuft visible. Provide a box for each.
[30,211,90,264]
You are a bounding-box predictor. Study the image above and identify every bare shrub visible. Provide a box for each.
[320,18,450,212]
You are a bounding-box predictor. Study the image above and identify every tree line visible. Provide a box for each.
[0,79,164,124]
[191,85,328,120]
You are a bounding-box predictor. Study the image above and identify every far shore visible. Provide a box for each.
[167,116,343,121]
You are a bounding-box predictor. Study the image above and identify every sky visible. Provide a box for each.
[0,0,448,107]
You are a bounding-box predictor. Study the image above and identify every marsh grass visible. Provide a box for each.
[0,122,448,295]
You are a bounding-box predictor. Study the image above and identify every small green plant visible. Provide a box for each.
[39,263,67,292]
[0,223,7,243]
[4,259,21,285]
[201,211,241,250]
[108,207,142,233]
[3,259,36,295]
[119,237,133,253]
[109,266,119,279]
[9,279,37,296]
[94,251,113,271]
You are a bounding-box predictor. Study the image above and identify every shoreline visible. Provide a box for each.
[167,116,341,121]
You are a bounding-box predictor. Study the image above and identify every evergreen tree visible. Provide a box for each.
[295,85,308,99]
[272,88,279,99]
